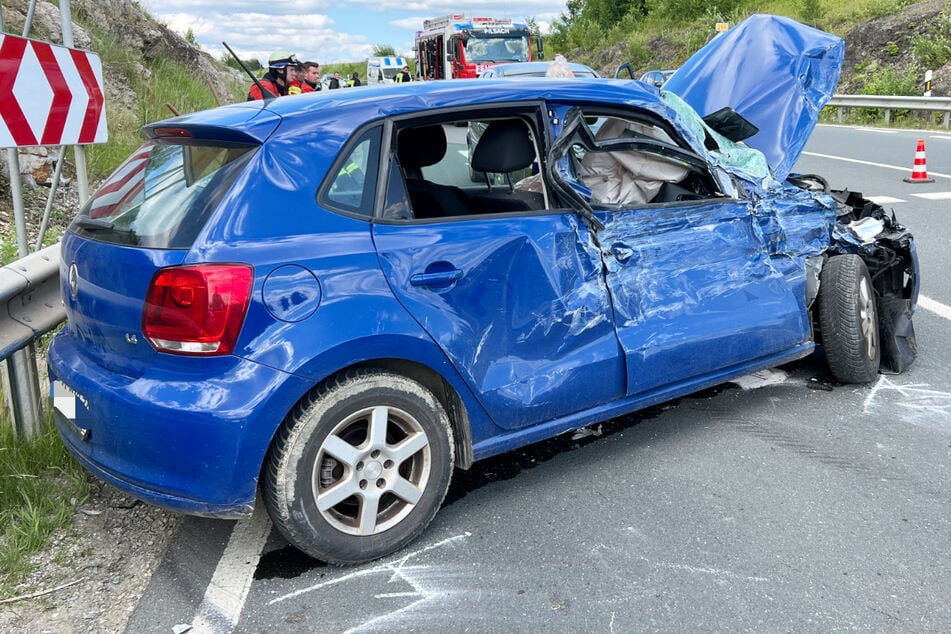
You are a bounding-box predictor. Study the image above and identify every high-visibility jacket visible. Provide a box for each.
[395,71,412,83]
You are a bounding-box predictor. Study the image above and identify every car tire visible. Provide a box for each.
[263,368,454,564]
[818,254,881,383]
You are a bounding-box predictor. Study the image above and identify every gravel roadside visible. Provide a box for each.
[0,480,181,633]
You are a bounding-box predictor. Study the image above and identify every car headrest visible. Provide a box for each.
[471,120,535,174]
[398,125,447,170]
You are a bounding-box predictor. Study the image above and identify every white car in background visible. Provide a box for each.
[477,61,601,79]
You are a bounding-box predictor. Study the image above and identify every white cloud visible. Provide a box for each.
[144,2,569,65]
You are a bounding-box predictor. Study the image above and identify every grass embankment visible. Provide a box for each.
[0,410,89,597]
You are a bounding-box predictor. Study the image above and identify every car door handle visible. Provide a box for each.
[409,269,464,286]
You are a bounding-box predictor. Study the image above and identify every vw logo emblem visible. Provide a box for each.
[68,264,79,300]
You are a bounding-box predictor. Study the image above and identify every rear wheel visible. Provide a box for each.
[263,369,454,564]
[818,254,880,383]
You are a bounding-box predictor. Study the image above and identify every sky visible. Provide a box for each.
[142,1,570,68]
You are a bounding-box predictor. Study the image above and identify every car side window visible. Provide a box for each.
[323,126,382,217]
[382,114,549,221]
[567,114,722,208]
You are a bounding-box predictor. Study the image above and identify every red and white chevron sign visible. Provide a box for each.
[0,34,107,148]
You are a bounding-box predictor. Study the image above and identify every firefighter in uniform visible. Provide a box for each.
[247,51,300,100]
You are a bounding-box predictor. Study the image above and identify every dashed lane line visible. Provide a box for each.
[911,191,951,200]
[867,195,906,205]
[919,294,951,322]
[801,151,951,179]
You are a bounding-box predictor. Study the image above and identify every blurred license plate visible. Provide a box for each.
[51,380,91,441]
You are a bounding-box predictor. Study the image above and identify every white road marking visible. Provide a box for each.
[866,195,906,205]
[919,294,951,321]
[801,151,951,179]
[863,376,951,420]
[911,191,951,200]
[862,295,951,424]
[268,532,470,606]
[634,554,770,583]
[267,532,470,633]
[189,503,273,634]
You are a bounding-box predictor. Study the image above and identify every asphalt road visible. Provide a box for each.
[128,124,951,633]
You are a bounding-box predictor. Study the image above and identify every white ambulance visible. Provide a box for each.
[367,56,408,84]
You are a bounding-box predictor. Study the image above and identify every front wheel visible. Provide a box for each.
[818,254,881,383]
[263,369,454,564]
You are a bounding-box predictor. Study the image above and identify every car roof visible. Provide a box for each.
[160,79,661,137]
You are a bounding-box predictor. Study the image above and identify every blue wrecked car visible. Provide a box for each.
[49,15,918,564]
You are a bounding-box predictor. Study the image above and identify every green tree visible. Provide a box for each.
[525,16,542,37]
[587,0,641,25]
[184,28,197,46]
[372,44,398,57]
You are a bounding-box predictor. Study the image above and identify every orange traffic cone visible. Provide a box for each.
[903,138,934,183]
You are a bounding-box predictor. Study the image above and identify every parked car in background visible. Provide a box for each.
[639,68,676,86]
[49,15,918,567]
[477,60,601,78]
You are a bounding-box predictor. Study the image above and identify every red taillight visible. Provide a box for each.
[143,264,253,355]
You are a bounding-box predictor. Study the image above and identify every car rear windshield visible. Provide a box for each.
[71,140,256,249]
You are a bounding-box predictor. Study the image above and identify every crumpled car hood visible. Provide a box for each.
[663,14,844,182]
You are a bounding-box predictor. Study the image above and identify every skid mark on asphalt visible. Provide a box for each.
[269,532,471,633]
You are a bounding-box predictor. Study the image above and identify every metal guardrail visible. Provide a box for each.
[0,243,63,439]
[827,94,951,128]
[0,243,64,362]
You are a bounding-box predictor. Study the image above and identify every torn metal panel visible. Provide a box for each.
[664,14,844,182]
[750,184,838,257]
[374,214,625,430]
[597,200,810,396]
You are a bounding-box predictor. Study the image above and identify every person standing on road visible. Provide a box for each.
[328,71,342,89]
[395,65,413,83]
[247,51,300,100]
[348,72,362,87]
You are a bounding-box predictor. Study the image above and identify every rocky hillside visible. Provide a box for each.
[838,0,950,95]
[0,0,238,189]
[585,0,949,97]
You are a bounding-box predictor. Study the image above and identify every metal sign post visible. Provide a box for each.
[1,1,105,438]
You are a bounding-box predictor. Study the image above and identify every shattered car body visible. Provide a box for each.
[48,15,918,565]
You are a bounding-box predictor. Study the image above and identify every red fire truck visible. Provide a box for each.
[414,14,543,80]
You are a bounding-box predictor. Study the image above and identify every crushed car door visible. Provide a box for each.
[372,116,624,431]
[552,108,813,396]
